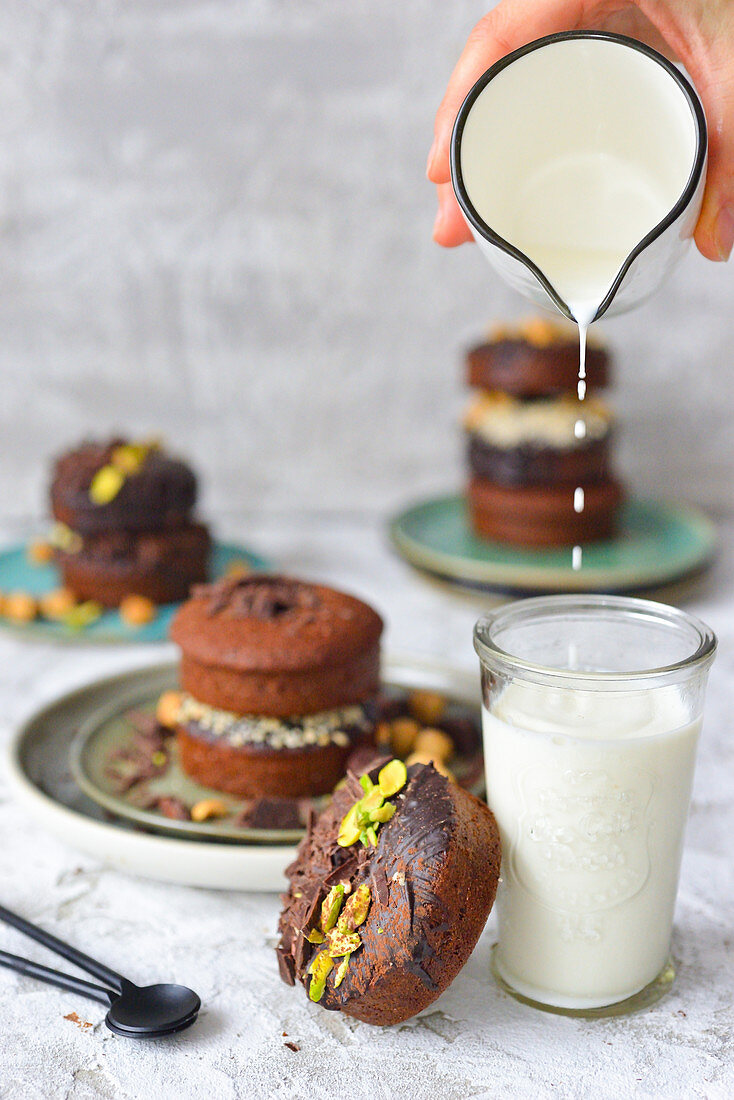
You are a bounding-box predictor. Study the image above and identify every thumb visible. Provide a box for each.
[427,0,585,185]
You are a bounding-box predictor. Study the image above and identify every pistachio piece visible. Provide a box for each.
[39,588,77,620]
[378,759,407,798]
[308,951,334,1002]
[369,802,395,824]
[89,465,125,505]
[305,929,325,945]
[358,788,384,815]
[326,929,361,957]
[49,522,82,554]
[319,884,345,933]
[111,444,146,473]
[337,805,361,847]
[360,826,378,848]
[337,883,371,932]
[334,953,351,987]
[151,751,167,767]
[62,600,103,631]
[359,774,374,794]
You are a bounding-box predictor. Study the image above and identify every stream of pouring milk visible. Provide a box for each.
[460,141,685,570]
[504,155,681,569]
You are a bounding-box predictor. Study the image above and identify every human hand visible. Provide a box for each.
[427,0,734,261]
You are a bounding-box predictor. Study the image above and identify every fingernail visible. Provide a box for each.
[715,204,734,260]
[426,138,438,180]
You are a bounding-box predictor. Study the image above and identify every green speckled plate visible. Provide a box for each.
[69,659,484,843]
[389,495,716,596]
[0,540,270,643]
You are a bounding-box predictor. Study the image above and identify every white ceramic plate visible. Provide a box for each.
[6,655,479,893]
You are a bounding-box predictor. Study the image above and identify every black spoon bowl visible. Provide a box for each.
[0,904,201,1039]
[105,980,201,1036]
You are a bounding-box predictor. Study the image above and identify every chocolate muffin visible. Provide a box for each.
[276,758,501,1025]
[168,575,384,799]
[462,319,624,550]
[49,437,209,606]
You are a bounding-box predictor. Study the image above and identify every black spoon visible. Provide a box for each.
[0,903,200,1038]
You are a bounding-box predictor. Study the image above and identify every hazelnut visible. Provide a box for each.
[119,594,156,627]
[487,322,512,342]
[522,316,560,347]
[156,690,182,730]
[375,721,392,747]
[190,798,228,823]
[406,751,455,782]
[225,559,253,579]
[389,717,420,757]
[4,592,38,623]
[27,539,54,566]
[39,588,77,620]
[414,727,454,762]
[408,689,446,726]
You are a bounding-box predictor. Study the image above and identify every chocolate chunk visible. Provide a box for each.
[371,866,389,907]
[127,709,163,739]
[293,931,309,976]
[196,575,321,620]
[276,947,296,986]
[156,797,190,820]
[235,798,303,831]
[324,857,357,888]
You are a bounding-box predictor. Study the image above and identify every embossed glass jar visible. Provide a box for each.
[474,595,716,1016]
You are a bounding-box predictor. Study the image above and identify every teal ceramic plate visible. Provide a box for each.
[0,540,270,643]
[389,494,717,596]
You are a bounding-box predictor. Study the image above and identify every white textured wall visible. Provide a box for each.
[1,1,733,522]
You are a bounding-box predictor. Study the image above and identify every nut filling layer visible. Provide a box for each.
[176,693,372,752]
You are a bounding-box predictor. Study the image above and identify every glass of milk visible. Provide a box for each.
[450,32,707,324]
[474,595,716,1015]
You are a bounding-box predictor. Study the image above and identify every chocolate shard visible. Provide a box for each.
[276,946,296,986]
[293,931,310,976]
[324,857,357,887]
[127,709,163,738]
[371,865,389,907]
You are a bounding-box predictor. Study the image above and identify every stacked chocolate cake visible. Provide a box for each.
[169,575,383,799]
[464,318,624,548]
[50,437,210,606]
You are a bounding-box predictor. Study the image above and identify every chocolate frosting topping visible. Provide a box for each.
[193,575,321,620]
[277,764,457,1011]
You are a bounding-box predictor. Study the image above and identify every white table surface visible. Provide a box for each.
[0,511,732,1100]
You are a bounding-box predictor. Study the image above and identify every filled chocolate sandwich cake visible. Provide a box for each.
[168,574,384,799]
[276,757,500,1025]
[49,437,210,606]
[464,318,624,548]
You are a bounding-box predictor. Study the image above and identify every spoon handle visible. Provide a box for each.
[0,904,125,993]
[0,949,115,1006]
